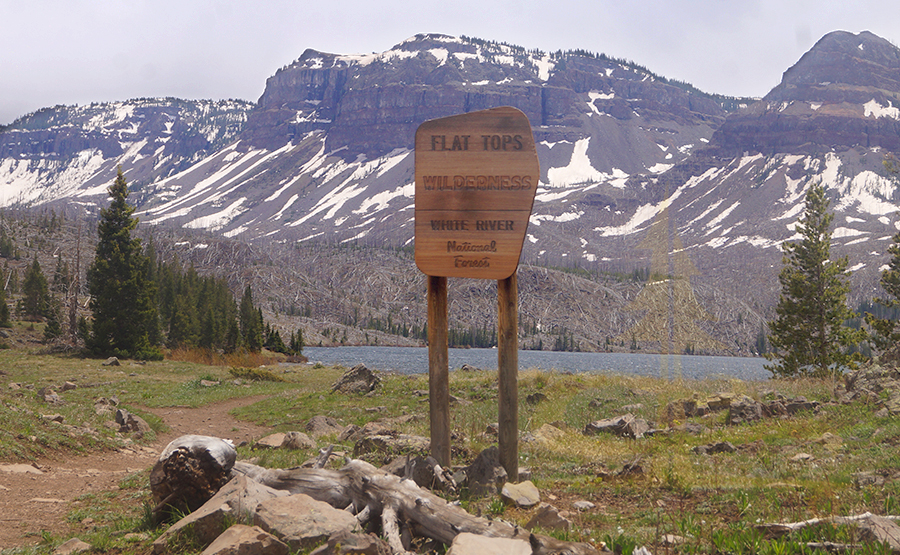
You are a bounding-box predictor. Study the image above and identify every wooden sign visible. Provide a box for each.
[415,107,540,280]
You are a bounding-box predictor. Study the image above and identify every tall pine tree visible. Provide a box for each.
[765,182,863,377]
[865,232,900,352]
[86,167,160,359]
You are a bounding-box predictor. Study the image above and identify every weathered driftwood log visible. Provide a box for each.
[151,435,600,555]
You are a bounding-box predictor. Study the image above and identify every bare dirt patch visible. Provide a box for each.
[0,395,273,549]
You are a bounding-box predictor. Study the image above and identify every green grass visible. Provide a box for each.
[1,347,897,555]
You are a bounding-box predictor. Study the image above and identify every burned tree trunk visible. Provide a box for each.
[151,435,600,555]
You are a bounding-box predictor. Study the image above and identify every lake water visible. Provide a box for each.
[302,346,771,381]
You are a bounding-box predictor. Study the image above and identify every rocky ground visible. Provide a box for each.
[0,395,273,549]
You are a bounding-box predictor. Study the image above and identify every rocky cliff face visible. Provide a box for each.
[709,31,900,156]
[242,34,734,160]
[0,98,252,208]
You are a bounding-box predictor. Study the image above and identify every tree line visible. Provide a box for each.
[2,168,303,360]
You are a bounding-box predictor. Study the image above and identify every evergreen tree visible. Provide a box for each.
[0,287,10,327]
[43,298,62,341]
[239,285,263,352]
[865,232,900,351]
[86,167,160,359]
[22,256,50,320]
[765,183,863,377]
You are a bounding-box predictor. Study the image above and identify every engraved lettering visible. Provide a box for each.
[480,134,525,151]
[475,221,515,231]
[430,219,469,231]
[445,175,533,190]
[447,240,498,253]
[454,256,491,268]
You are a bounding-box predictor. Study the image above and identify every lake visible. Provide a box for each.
[301,346,771,381]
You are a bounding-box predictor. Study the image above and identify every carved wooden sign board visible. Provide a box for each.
[415,107,540,279]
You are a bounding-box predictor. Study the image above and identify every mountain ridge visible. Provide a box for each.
[2,31,900,355]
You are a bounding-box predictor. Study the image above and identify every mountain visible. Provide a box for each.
[2,31,900,356]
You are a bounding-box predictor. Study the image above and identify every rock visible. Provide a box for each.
[94,396,118,415]
[53,538,92,555]
[465,445,508,496]
[726,396,763,425]
[785,396,819,415]
[306,416,345,437]
[42,413,64,423]
[37,387,61,404]
[583,413,649,439]
[692,441,737,455]
[199,524,288,555]
[152,475,289,553]
[281,431,316,450]
[853,471,886,487]
[573,500,595,511]
[199,380,220,387]
[331,364,380,394]
[308,529,391,555]
[352,433,430,459]
[255,433,287,449]
[254,493,360,551]
[0,463,43,475]
[790,452,814,462]
[525,502,570,531]
[620,403,644,412]
[500,480,540,508]
[706,393,735,411]
[446,532,531,555]
[62,381,77,391]
[102,356,120,366]
[116,408,151,434]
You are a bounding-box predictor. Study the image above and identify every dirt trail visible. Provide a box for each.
[0,396,273,549]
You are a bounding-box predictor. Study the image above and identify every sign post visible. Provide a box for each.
[415,106,539,480]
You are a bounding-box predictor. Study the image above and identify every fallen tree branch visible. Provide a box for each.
[152,435,601,555]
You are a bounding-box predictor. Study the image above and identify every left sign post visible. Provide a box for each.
[415,107,539,478]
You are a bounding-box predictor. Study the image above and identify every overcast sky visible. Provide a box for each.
[2,0,899,125]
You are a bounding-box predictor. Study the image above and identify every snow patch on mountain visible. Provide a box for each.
[547,138,627,188]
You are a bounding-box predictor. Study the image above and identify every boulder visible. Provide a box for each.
[726,396,764,425]
[308,529,391,555]
[53,538,91,555]
[525,502,570,531]
[353,433,429,460]
[500,480,540,508]
[281,431,316,450]
[102,357,120,366]
[692,441,737,455]
[255,433,287,449]
[254,493,360,551]
[152,475,288,553]
[199,524,288,555]
[465,445,508,496]
[37,387,61,405]
[116,408,151,434]
[446,533,531,555]
[331,364,380,394]
[305,416,345,438]
[583,413,649,439]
